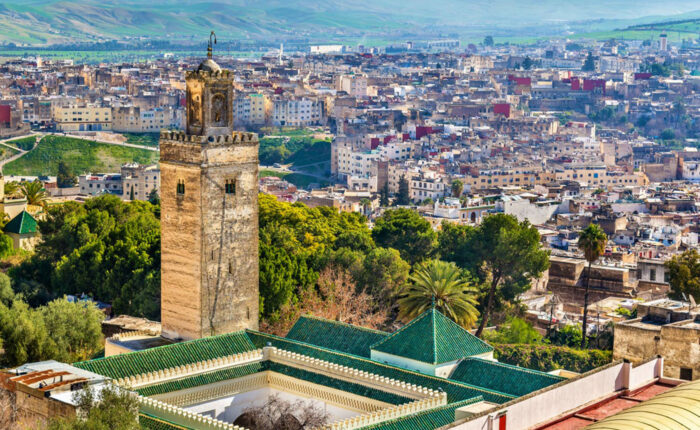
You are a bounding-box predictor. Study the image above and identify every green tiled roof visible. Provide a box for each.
[137,361,412,405]
[137,362,265,397]
[4,210,37,235]
[139,413,192,430]
[370,308,493,365]
[74,331,256,379]
[359,397,485,430]
[285,315,389,358]
[267,362,412,405]
[246,330,514,405]
[448,358,564,397]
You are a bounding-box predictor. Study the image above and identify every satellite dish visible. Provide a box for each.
[691,295,697,308]
[682,292,688,302]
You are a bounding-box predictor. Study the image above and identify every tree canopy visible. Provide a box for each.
[399,260,480,328]
[57,161,77,188]
[438,215,549,337]
[10,195,161,319]
[665,249,700,302]
[0,295,104,367]
[45,383,139,430]
[372,208,437,265]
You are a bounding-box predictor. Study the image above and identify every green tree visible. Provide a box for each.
[487,317,542,344]
[11,195,161,319]
[395,175,410,206]
[45,383,139,430]
[0,299,54,366]
[354,247,410,305]
[483,36,494,46]
[451,179,463,198]
[550,324,583,348]
[0,273,14,306]
[56,161,77,188]
[41,298,104,362]
[372,209,436,265]
[462,214,549,338]
[0,297,104,367]
[578,224,607,348]
[522,56,533,70]
[147,188,160,206]
[3,181,20,198]
[582,51,596,71]
[665,249,700,302]
[0,234,13,258]
[258,194,371,318]
[21,180,47,206]
[399,260,479,328]
[660,128,675,141]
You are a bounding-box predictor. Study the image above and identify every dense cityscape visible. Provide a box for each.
[0,4,700,430]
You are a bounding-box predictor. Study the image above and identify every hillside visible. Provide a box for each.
[3,135,159,176]
[1,1,699,45]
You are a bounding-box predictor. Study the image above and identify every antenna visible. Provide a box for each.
[207,31,217,59]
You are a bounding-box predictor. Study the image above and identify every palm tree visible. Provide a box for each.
[3,181,20,198]
[577,224,608,348]
[399,260,480,328]
[21,180,47,207]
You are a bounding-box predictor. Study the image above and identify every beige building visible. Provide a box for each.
[336,74,368,97]
[112,106,183,133]
[614,299,700,381]
[463,168,556,190]
[52,104,112,132]
[554,164,647,187]
[159,56,259,341]
[122,164,160,201]
[272,98,324,126]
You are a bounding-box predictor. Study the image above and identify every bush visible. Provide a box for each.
[494,344,612,373]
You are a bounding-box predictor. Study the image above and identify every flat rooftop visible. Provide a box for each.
[537,382,675,430]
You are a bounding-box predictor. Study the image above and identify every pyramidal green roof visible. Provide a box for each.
[370,308,493,365]
[4,210,37,235]
[285,315,389,358]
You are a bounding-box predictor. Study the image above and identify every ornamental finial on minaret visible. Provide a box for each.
[207,31,216,59]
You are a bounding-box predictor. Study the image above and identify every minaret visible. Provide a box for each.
[159,32,259,340]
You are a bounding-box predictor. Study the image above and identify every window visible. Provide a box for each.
[680,367,693,381]
[176,180,185,196]
[225,179,236,195]
[650,268,656,282]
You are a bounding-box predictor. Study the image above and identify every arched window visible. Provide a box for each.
[176,180,185,195]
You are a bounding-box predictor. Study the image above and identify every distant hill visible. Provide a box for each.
[0,0,700,45]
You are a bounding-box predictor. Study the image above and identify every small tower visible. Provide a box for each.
[160,33,259,340]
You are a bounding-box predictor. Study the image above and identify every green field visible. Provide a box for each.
[4,136,36,150]
[260,169,329,189]
[122,133,160,147]
[0,145,19,161]
[3,135,159,176]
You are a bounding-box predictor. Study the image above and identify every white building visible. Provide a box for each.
[272,98,324,127]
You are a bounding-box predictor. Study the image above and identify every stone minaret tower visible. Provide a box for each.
[160,35,259,341]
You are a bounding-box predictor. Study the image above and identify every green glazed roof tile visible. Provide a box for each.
[246,330,514,405]
[358,396,485,430]
[4,210,37,235]
[137,361,412,405]
[448,358,564,397]
[370,308,493,365]
[139,413,192,430]
[286,315,389,358]
[74,331,256,379]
